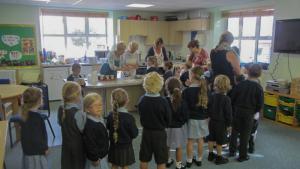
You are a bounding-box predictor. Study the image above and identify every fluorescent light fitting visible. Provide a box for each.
[32,0,50,2]
[73,0,83,5]
[126,3,154,8]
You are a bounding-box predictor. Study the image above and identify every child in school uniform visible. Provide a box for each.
[83,93,109,169]
[67,63,86,86]
[179,63,192,88]
[182,66,209,168]
[146,56,160,74]
[138,72,172,169]
[58,81,87,169]
[207,75,232,165]
[106,88,139,169]
[165,77,188,169]
[229,64,264,162]
[163,61,174,81]
[20,87,48,169]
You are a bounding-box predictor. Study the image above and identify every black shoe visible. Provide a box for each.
[215,156,229,165]
[166,159,174,168]
[228,152,236,157]
[193,158,202,166]
[248,147,255,154]
[175,163,186,169]
[237,156,250,162]
[185,161,192,168]
[208,152,217,161]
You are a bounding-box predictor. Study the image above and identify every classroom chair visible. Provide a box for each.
[0,78,10,84]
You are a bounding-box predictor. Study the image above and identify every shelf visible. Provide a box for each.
[265,90,300,99]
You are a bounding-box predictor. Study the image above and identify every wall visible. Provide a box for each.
[208,0,300,87]
[0,4,41,82]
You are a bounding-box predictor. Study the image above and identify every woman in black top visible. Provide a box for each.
[20,87,48,169]
[210,31,241,86]
[145,38,168,68]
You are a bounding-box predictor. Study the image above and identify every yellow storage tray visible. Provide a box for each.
[264,93,278,106]
[278,112,294,125]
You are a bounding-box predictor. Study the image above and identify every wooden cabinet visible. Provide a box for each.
[118,20,148,43]
[43,67,69,100]
[146,21,169,45]
[118,18,209,45]
[168,21,183,45]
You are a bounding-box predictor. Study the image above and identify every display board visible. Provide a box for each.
[0,24,37,67]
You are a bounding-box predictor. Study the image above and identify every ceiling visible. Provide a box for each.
[0,0,266,12]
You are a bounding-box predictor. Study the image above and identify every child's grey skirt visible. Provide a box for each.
[187,119,209,139]
[167,126,187,149]
[22,155,48,169]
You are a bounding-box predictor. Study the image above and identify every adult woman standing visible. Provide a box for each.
[100,42,127,76]
[145,38,168,67]
[187,40,209,68]
[123,41,139,76]
[210,31,241,86]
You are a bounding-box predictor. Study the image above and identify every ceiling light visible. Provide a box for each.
[126,4,154,8]
[73,0,83,5]
[32,0,50,2]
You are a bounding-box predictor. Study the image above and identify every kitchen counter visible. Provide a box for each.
[42,63,101,68]
[83,77,145,114]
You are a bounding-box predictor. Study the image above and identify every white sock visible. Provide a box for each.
[168,158,173,163]
[197,156,202,162]
[187,158,192,163]
[176,161,182,168]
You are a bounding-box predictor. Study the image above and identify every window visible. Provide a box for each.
[41,12,112,59]
[227,15,274,64]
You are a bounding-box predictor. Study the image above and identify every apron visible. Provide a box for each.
[153,46,164,67]
[100,60,120,76]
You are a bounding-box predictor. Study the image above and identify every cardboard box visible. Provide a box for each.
[291,78,300,97]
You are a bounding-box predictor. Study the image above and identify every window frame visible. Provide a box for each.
[227,15,274,64]
[41,15,109,58]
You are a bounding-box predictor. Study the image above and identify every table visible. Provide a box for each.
[0,121,8,169]
[0,85,28,141]
[84,78,145,115]
[0,85,28,118]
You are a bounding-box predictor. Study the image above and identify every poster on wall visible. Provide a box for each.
[0,24,37,67]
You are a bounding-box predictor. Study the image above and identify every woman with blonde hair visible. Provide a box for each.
[210,31,241,86]
[100,42,127,76]
[123,41,140,76]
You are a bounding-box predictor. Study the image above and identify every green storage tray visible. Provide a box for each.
[279,105,294,113]
[263,105,277,120]
[279,96,295,103]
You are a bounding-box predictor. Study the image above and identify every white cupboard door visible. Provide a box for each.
[44,67,69,100]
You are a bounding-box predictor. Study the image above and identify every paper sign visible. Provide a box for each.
[22,38,35,55]
[9,51,22,60]
[0,50,7,59]
[1,35,20,47]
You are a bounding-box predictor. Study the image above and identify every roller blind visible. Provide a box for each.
[41,8,109,18]
[222,7,274,18]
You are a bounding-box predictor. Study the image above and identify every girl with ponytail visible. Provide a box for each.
[182,66,209,168]
[20,87,49,169]
[106,88,138,169]
[58,81,86,169]
[165,77,188,169]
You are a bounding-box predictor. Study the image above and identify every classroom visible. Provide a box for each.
[0,0,300,169]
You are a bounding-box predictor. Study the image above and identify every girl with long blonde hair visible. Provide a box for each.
[182,66,209,168]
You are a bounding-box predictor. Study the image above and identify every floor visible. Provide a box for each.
[4,101,300,169]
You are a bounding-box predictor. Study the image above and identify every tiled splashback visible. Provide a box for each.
[128,30,211,62]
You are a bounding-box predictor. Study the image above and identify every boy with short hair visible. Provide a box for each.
[138,72,172,169]
[229,63,264,162]
[67,63,86,86]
